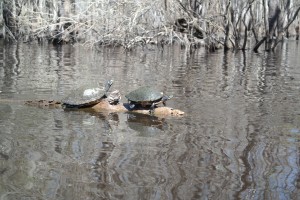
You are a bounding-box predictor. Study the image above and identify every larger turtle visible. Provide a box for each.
[125,86,173,110]
[62,80,113,109]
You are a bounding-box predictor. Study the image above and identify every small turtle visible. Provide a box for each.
[125,86,173,110]
[107,90,121,105]
[62,80,113,109]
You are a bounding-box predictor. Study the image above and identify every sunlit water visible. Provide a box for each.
[1,40,300,199]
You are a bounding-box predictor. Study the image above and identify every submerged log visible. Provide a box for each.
[25,99,62,108]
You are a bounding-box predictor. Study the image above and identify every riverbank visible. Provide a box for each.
[1,0,299,52]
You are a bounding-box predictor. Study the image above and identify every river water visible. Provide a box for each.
[0,40,300,199]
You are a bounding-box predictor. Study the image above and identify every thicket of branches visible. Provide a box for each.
[0,0,300,51]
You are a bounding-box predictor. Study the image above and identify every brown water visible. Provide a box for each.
[1,40,300,199]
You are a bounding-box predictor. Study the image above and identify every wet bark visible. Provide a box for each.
[272,5,300,49]
[296,25,300,40]
[285,0,291,38]
[253,36,266,52]
[0,1,4,38]
[266,0,281,51]
[249,5,258,43]
[241,20,248,50]
[237,1,254,50]
[224,0,234,50]
[52,0,74,44]
[2,0,17,40]
[253,0,300,51]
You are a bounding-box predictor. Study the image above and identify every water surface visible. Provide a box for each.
[1,40,300,199]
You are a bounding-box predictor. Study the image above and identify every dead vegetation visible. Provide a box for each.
[1,0,300,52]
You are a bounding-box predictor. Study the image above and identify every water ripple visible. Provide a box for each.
[1,41,300,199]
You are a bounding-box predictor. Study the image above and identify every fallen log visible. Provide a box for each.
[91,99,184,117]
[23,99,184,117]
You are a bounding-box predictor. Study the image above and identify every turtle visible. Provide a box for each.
[107,90,121,105]
[62,80,113,109]
[125,86,173,110]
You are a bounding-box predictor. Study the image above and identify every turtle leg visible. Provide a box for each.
[149,103,155,115]
[129,104,135,109]
[128,101,135,110]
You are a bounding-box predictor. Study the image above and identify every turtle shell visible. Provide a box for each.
[62,80,113,108]
[62,86,108,108]
[125,86,164,103]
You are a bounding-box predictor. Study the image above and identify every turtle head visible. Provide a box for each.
[163,95,173,101]
[104,80,114,94]
[106,80,114,87]
[162,94,173,106]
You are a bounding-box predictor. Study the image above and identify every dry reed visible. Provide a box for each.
[2,0,300,51]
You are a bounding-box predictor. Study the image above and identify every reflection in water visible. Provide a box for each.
[0,40,300,199]
[126,113,167,136]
